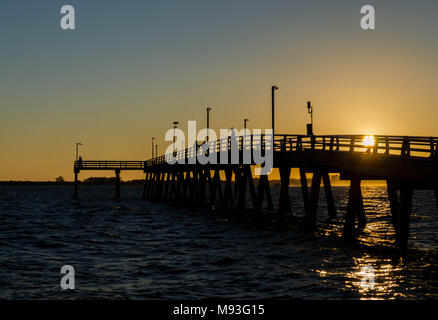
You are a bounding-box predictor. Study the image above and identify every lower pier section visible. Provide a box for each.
[73,163,438,252]
[141,166,437,252]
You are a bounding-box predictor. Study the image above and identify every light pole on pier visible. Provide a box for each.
[206,107,212,142]
[75,142,83,161]
[306,101,314,135]
[173,121,179,154]
[271,85,278,135]
[152,137,155,158]
[244,118,249,130]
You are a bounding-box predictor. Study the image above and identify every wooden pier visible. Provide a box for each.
[74,134,438,251]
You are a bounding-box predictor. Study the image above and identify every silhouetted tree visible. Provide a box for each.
[55,176,65,183]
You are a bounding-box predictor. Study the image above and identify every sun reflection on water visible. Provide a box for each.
[308,186,438,299]
[344,255,408,300]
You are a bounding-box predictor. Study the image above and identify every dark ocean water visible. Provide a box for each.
[0,185,437,299]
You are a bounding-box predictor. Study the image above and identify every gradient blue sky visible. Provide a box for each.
[0,0,437,180]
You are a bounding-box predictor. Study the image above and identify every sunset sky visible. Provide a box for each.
[0,0,437,181]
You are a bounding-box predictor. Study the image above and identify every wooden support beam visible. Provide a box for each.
[168,172,176,200]
[211,169,222,204]
[234,167,242,199]
[145,172,151,199]
[342,177,366,239]
[172,171,178,200]
[386,179,400,237]
[278,166,291,215]
[255,174,274,211]
[153,172,159,199]
[154,172,160,200]
[246,166,257,208]
[152,171,158,200]
[148,172,156,199]
[343,177,360,240]
[386,179,414,251]
[322,172,336,219]
[307,172,321,230]
[186,171,192,201]
[155,171,164,200]
[399,185,413,252]
[161,172,167,200]
[198,170,206,202]
[299,168,309,216]
[357,185,367,228]
[169,171,176,200]
[74,171,78,199]
[192,170,198,201]
[205,170,213,204]
[223,168,233,208]
[210,170,217,204]
[175,171,183,200]
[163,172,171,200]
[255,176,263,212]
[182,171,191,200]
[143,172,149,199]
[237,167,247,209]
[265,176,274,210]
[115,169,121,199]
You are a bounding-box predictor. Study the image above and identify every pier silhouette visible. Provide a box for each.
[74,134,438,251]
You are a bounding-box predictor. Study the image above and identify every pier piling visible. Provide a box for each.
[74,171,78,199]
[322,172,336,219]
[115,169,120,199]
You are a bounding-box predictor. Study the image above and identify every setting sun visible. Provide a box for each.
[363,135,375,147]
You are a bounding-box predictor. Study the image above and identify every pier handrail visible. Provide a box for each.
[74,160,144,170]
[72,135,438,169]
[143,134,438,167]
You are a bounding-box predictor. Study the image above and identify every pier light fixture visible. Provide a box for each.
[75,142,83,161]
[306,101,314,135]
[206,107,212,142]
[152,137,155,158]
[243,119,250,149]
[173,121,179,154]
[244,118,249,129]
[271,85,279,135]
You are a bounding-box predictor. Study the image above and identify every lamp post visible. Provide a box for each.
[271,85,278,135]
[155,142,158,158]
[75,142,83,161]
[206,107,212,142]
[173,121,179,154]
[243,119,250,150]
[152,137,155,158]
[306,101,314,135]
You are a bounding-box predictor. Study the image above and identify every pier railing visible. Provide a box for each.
[274,135,438,157]
[74,160,144,170]
[144,134,438,167]
[72,135,438,169]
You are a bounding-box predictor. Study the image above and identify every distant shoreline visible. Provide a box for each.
[0,180,386,186]
[0,181,144,186]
